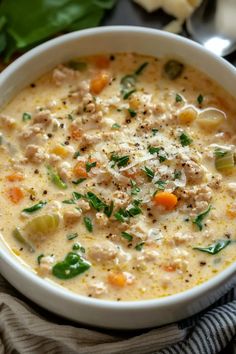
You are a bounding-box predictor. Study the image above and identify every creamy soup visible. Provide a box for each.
[1,53,236,301]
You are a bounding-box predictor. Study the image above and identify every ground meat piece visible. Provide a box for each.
[177,184,212,215]
[52,65,79,86]
[76,199,90,211]
[87,281,107,297]
[0,114,16,129]
[88,242,117,263]
[25,144,46,164]
[69,81,90,101]
[207,174,222,190]
[37,255,55,277]
[48,153,62,165]
[182,159,205,183]
[112,191,130,208]
[33,110,53,126]
[96,212,109,226]
[177,153,205,184]
[18,125,42,141]
[63,208,82,225]
[58,161,72,181]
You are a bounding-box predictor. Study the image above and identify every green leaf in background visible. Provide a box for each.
[0,0,117,61]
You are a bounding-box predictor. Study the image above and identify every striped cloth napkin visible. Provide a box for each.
[0,274,235,354]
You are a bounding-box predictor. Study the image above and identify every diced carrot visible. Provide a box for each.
[123,170,137,179]
[70,125,82,140]
[94,55,110,69]
[226,208,236,219]
[90,72,110,95]
[6,172,24,182]
[153,191,177,210]
[108,272,126,287]
[7,187,24,203]
[163,264,177,272]
[73,161,88,178]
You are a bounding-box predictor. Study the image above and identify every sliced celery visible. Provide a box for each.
[215,150,235,172]
[24,214,60,238]
[13,227,35,252]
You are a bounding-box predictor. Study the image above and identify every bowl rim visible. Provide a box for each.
[0,25,236,310]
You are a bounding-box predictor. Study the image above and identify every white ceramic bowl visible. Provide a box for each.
[0,26,236,330]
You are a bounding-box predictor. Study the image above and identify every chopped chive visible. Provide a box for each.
[72,178,86,185]
[86,161,96,172]
[152,128,159,136]
[73,151,80,158]
[142,166,154,180]
[135,242,145,251]
[175,94,183,103]
[121,231,133,242]
[72,242,85,252]
[84,216,93,232]
[135,62,149,75]
[123,89,136,100]
[197,94,204,104]
[67,232,78,240]
[37,254,44,265]
[179,132,192,147]
[22,201,47,213]
[128,108,137,117]
[112,123,121,129]
[22,112,31,122]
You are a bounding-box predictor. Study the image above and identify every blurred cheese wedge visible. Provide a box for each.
[133,0,201,18]
[133,0,202,33]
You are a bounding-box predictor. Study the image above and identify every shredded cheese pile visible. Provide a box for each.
[133,0,202,33]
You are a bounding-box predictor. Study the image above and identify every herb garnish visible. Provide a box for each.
[110,154,130,168]
[72,242,85,253]
[123,89,136,100]
[174,170,182,180]
[47,166,67,190]
[112,123,121,129]
[73,151,80,158]
[67,232,78,241]
[22,112,31,122]
[72,178,86,185]
[104,201,114,218]
[52,252,90,280]
[67,61,87,71]
[179,132,192,147]
[135,242,145,251]
[121,231,133,242]
[152,128,159,136]
[193,240,231,255]
[128,108,137,117]
[193,205,211,231]
[86,192,106,211]
[84,216,93,232]
[142,166,154,180]
[130,179,140,196]
[135,62,149,75]
[63,192,83,204]
[114,200,142,223]
[22,201,47,213]
[175,94,183,103]
[197,94,204,104]
[37,254,44,265]
[86,161,97,172]
[148,146,167,162]
[155,180,166,190]
[164,60,184,80]
[120,62,149,99]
